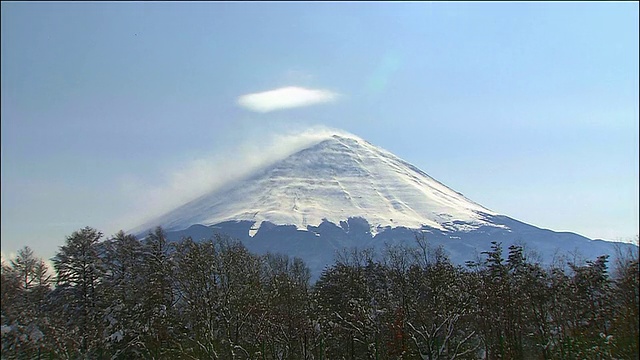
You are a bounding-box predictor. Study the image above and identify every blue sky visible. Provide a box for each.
[2,2,638,261]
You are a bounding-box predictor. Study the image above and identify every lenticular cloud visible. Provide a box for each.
[237,86,339,113]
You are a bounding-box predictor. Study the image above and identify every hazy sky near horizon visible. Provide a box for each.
[2,2,638,262]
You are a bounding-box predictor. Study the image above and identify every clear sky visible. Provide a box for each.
[2,2,638,262]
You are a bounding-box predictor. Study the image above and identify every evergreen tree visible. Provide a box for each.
[50,226,106,357]
[138,226,178,358]
[172,237,225,358]
[1,247,52,358]
[102,230,147,358]
[610,244,639,359]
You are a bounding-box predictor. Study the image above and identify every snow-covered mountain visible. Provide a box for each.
[136,133,636,279]
[138,134,503,235]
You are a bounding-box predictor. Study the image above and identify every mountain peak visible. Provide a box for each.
[137,132,500,236]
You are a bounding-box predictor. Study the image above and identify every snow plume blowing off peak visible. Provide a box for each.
[133,128,501,236]
[124,126,360,233]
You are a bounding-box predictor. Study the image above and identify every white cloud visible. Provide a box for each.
[237,86,339,113]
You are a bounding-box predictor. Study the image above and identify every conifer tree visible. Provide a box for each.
[102,230,146,358]
[1,247,52,358]
[51,226,106,357]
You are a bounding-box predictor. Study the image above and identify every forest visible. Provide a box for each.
[1,226,638,359]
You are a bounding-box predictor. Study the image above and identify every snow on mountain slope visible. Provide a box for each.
[137,134,506,236]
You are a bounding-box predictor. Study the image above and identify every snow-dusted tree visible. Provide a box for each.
[467,241,508,359]
[10,247,38,291]
[1,247,52,358]
[563,255,615,358]
[261,253,313,359]
[470,242,546,359]
[610,242,639,359]
[102,230,147,358]
[138,226,178,358]
[383,243,421,357]
[314,248,389,359]
[172,236,226,358]
[214,235,265,357]
[1,258,20,318]
[403,248,478,359]
[50,226,106,357]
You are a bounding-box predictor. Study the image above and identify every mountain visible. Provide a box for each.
[135,133,635,279]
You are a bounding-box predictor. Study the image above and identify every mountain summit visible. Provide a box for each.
[141,134,502,235]
[136,132,634,278]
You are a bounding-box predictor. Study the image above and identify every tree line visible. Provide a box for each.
[1,226,638,359]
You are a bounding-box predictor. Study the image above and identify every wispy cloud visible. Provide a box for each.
[116,126,357,233]
[237,86,339,113]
